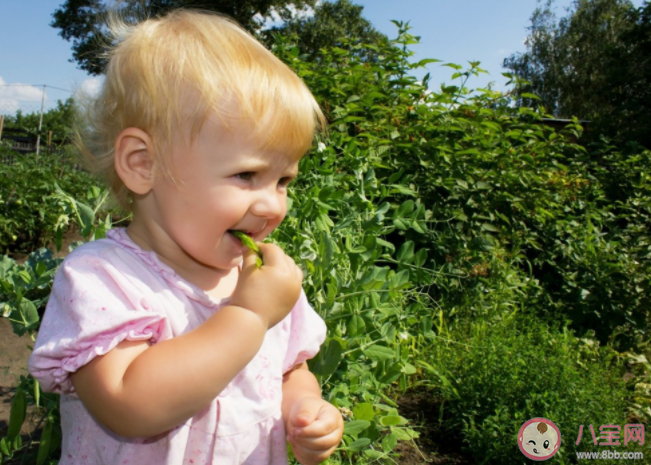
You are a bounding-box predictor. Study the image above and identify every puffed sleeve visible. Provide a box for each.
[282,289,327,374]
[28,250,168,395]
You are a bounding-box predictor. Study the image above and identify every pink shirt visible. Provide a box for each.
[29,228,326,465]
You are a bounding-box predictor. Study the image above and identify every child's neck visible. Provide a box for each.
[125,222,238,298]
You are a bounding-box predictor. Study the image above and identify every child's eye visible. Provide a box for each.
[235,172,254,181]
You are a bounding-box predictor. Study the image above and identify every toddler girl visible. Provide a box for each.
[29,9,343,465]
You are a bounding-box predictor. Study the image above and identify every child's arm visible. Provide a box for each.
[282,363,344,465]
[71,243,303,438]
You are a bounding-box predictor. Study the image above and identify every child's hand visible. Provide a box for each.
[230,242,303,329]
[286,396,344,465]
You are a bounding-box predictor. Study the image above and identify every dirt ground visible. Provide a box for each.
[0,318,36,435]
[395,387,474,464]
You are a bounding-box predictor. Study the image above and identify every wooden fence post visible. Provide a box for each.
[0,115,4,142]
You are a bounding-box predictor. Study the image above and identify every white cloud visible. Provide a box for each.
[256,2,317,30]
[77,77,103,99]
[0,77,45,114]
[496,48,512,57]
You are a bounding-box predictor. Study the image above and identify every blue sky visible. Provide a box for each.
[0,0,645,114]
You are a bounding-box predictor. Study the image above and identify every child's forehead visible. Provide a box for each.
[172,116,301,169]
[196,113,304,162]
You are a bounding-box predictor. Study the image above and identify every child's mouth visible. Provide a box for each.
[227,230,252,243]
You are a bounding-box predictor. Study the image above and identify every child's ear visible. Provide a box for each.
[114,128,155,195]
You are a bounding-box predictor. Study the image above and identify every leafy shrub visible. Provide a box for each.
[0,146,97,253]
[274,22,651,351]
[421,318,639,464]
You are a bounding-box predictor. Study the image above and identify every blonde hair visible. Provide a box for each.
[77,8,324,210]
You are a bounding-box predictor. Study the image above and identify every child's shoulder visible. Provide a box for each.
[60,228,140,269]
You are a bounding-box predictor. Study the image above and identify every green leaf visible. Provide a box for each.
[347,438,371,452]
[376,238,395,253]
[310,339,342,377]
[413,248,428,267]
[0,437,10,457]
[353,403,375,421]
[389,270,410,290]
[347,315,366,337]
[0,255,16,278]
[402,363,417,375]
[391,427,415,441]
[382,433,398,452]
[395,200,415,218]
[364,345,395,362]
[77,201,95,236]
[416,58,442,67]
[389,184,417,196]
[344,420,370,436]
[393,218,408,230]
[12,299,39,336]
[397,241,415,263]
[380,415,408,426]
[364,450,384,459]
[481,223,500,232]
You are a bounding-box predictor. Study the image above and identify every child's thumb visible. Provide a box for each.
[291,399,320,428]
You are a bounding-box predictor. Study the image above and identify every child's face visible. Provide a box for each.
[145,116,299,271]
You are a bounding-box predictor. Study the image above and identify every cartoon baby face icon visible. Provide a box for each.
[518,418,561,460]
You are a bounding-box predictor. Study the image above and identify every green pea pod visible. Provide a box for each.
[36,414,53,465]
[230,231,263,268]
[34,378,40,408]
[7,389,26,440]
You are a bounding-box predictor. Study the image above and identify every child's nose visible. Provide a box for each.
[250,188,284,219]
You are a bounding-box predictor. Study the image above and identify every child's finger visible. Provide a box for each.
[255,242,289,268]
[290,399,321,429]
[291,428,342,451]
[290,438,339,465]
[291,417,335,438]
[292,404,342,438]
[240,247,259,270]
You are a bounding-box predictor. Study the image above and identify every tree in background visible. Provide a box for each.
[261,0,388,60]
[51,0,318,75]
[2,98,76,145]
[504,0,651,147]
[600,2,651,147]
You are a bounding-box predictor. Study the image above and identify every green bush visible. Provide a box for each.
[421,318,640,464]
[275,22,651,351]
[0,146,97,253]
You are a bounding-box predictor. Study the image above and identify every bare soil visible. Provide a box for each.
[395,387,474,464]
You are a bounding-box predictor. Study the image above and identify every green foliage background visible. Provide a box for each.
[1,23,649,465]
[504,0,651,149]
